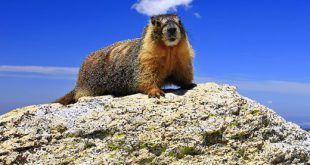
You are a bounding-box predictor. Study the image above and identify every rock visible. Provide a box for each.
[0,83,309,164]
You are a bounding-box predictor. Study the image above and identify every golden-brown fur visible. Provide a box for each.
[137,23,194,97]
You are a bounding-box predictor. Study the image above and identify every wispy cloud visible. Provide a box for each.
[195,76,310,95]
[0,65,78,80]
[2,66,310,94]
[0,73,77,80]
[193,12,201,18]
[0,65,79,74]
[132,0,193,16]
[235,80,310,94]
[297,122,310,129]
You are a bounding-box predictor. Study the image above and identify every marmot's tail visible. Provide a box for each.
[54,90,76,105]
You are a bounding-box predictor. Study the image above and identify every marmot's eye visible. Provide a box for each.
[151,20,160,27]
[156,21,161,27]
[151,20,156,25]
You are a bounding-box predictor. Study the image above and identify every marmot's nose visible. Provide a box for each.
[168,27,176,35]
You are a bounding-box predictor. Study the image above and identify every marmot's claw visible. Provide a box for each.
[160,91,165,97]
[181,83,197,90]
[148,88,165,98]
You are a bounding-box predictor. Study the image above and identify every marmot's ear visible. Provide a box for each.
[151,16,156,25]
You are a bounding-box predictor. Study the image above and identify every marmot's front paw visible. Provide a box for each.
[181,83,197,90]
[148,88,165,98]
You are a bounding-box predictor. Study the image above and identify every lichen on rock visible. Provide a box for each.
[0,83,309,164]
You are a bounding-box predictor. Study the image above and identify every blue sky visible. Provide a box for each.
[0,0,309,128]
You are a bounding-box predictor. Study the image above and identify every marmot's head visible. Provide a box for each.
[149,14,185,47]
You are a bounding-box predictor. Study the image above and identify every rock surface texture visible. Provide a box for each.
[0,83,309,164]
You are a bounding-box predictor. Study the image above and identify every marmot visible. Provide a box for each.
[56,14,196,105]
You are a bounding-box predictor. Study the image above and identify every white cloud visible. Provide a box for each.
[194,76,215,83]
[267,100,273,104]
[234,80,310,94]
[0,65,78,80]
[132,0,193,16]
[297,122,310,129]
[193,12,201,18]
[0,73,76,80]
[0,65,78,75]
[195,76,310,95]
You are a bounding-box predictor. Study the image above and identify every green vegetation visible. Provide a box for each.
[229,122,239,127]
[84,141,96,149]
[237,148,249,160]
[107,140,125,151]
[208,114,216,118]
[107,142,119,150]
[168,146,200,159]
[251,109,261,116]
[138,157,155,165]
[230,132,250,140]
[51,124,67,134]
[141,143,167,156]
[66,132,77,138]
[203,129,224,146]
[115,133,125,140]
[237,148,245,157]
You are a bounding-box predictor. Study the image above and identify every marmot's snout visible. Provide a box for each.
[166,21,177,39]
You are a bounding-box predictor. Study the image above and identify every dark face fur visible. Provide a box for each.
[150,14,185,47]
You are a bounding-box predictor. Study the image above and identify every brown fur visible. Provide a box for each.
[54,90,75,105]
[55,14,195,105]
[137,24,194,96]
